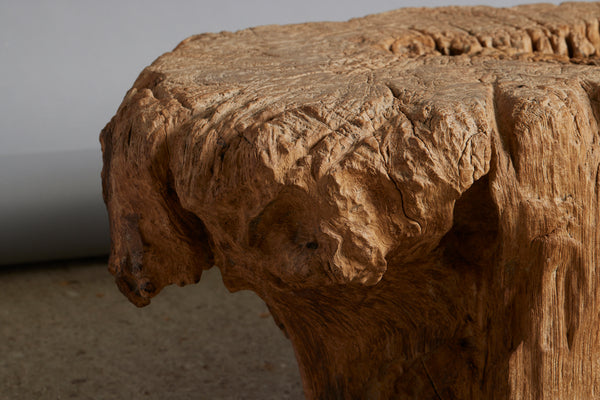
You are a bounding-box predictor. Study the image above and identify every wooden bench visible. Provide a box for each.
[101,3,600,398]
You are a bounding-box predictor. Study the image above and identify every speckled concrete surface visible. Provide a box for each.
[0,259,303,400]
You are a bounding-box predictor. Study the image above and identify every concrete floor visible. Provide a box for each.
[0,259,303,400]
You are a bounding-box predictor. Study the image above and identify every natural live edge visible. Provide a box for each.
[102,3,600,399]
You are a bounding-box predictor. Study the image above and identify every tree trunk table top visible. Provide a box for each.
[101,3,600,399]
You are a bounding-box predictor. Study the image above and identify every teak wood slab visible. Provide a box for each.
[101,3,600,399]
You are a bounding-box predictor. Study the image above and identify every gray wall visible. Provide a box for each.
[0,150,109,264]
[0,0,565,265]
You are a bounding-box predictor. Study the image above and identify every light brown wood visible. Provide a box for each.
[101,3,600,398]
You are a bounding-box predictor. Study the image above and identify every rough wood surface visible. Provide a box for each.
[101,3,600,399]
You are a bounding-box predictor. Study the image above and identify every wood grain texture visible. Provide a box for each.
[101,3,600,398]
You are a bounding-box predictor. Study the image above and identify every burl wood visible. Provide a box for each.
[101,3,600,399]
